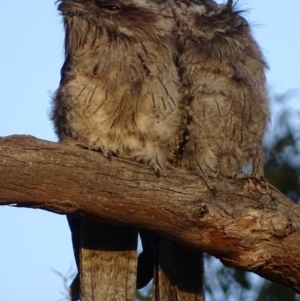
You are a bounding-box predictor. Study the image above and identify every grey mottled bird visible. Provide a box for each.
[143,0,270,300]
[51,0,270,300]
[173,0,269,180]
[51,0,180,300]
[52,0,181,175]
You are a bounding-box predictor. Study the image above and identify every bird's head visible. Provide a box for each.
[57,0,175,54]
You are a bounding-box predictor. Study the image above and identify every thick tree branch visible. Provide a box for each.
[1,135,300,293]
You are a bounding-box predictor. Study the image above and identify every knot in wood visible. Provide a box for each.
[192,204,209,218]
[268,215,297,238]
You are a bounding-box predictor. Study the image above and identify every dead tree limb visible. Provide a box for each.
[1,135,300,293]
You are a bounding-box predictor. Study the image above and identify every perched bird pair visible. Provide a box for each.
[51,0,269,300]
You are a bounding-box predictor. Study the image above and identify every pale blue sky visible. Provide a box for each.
[0,1,299,300]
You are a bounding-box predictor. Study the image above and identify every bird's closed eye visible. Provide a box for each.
[94,0,121,10]
[101,4,121,10]
[97,1,121,11]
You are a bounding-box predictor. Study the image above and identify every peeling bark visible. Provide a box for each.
[1,135,300,294]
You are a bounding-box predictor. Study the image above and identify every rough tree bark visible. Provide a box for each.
[1,135,300,294]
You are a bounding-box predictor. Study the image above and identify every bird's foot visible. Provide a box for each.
[97,145,115,161]
[75,141,117,162]
[229,172,265,181]
[229,172,270,195]
[146,160,168,177]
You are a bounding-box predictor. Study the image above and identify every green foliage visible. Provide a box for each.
[255,280,299,301]
[205,256,258,301]
[264,93,300,203]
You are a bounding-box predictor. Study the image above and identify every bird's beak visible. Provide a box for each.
[58,0,86,14]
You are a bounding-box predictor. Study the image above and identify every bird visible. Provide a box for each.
[51,0,181,300]
[52,0,181,175]
[172,0,269,180]
[148,0,270,300]
[51,0,270,300]
[137,0,270,300]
